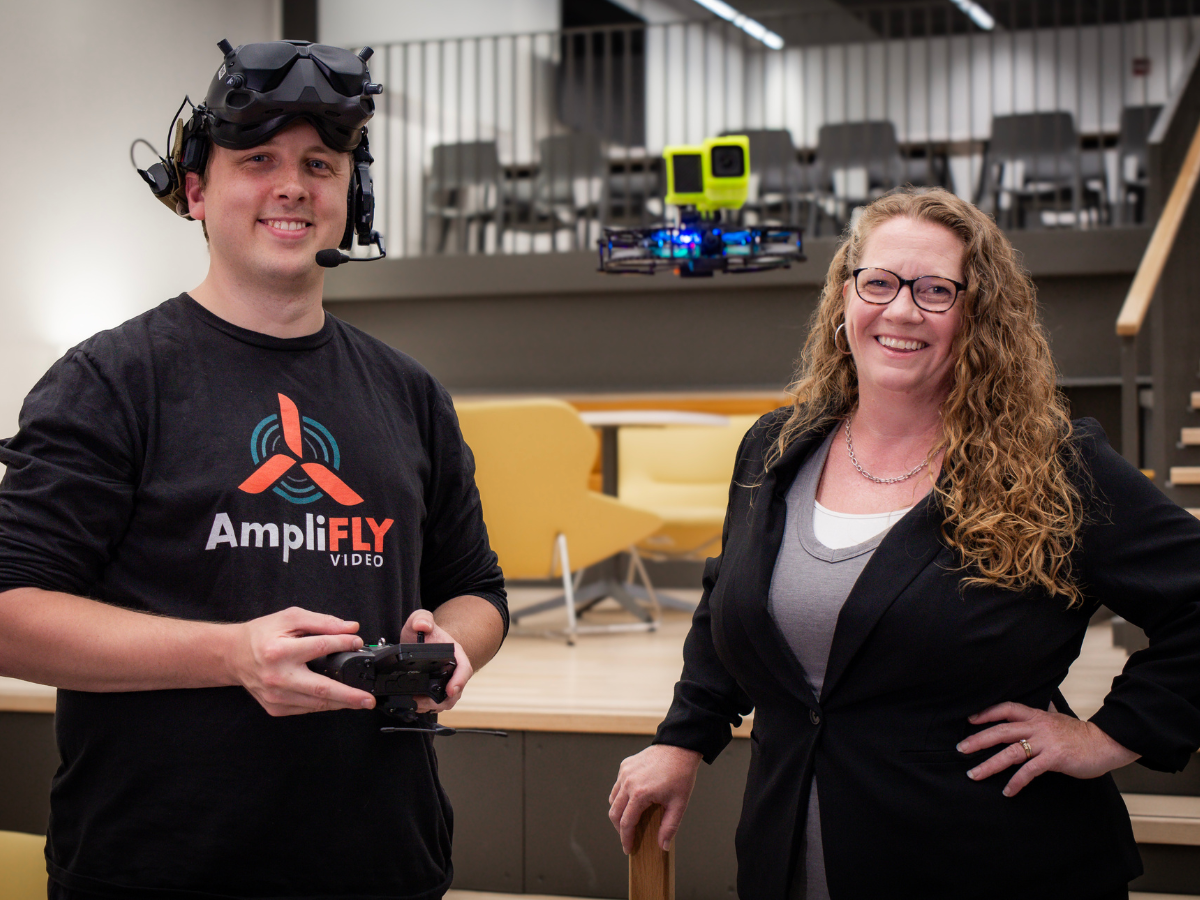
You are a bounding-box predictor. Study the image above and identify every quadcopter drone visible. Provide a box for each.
[598,135,806,277]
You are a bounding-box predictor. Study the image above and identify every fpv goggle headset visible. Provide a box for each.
[135,38,384,253]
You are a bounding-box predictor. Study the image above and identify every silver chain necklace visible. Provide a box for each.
[844,419,933,485]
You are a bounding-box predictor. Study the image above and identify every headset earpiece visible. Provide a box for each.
[340,128,376,250]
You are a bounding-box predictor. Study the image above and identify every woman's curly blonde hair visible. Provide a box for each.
[769,186,1085,604]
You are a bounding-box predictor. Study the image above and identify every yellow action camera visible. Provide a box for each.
[663,135,751,211]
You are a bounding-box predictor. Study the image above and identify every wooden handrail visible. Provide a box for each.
[629,805,675,900]
[1116,116,1200,337]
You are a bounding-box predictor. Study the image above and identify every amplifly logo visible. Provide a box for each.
[239,393,361,505]
[204,393,394,566]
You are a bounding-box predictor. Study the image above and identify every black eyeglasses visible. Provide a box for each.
[852,267,967,313]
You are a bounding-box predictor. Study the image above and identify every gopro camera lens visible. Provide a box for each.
[711,145,745,178]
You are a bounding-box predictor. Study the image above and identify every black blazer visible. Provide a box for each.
[655,414,1200,899]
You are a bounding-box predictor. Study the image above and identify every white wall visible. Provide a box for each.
[318,0,559,46]
[0,0,280,441]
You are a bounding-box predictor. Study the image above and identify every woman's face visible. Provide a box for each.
[841,216,966,408]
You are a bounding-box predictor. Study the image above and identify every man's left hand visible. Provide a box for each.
[400,609,473,713]
[958,701,1140,797]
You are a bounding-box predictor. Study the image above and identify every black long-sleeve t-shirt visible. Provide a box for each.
[0,295,506,899]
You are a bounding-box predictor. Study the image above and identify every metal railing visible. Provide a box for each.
[356,2,1200,258]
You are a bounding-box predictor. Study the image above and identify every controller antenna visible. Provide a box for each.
[217,38,234,55]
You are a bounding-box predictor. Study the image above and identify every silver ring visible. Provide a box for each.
[1019,738,1032,760]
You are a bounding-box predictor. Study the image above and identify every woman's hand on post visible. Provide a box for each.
[609,744,702,854]
[958,701,1140,797]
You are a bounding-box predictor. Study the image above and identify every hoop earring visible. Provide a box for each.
[834,322,852,355]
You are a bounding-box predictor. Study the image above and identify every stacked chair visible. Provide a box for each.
[425,141,503,253]
[978,112,1107,228]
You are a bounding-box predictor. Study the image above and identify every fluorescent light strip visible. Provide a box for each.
[950,0,996,31]
[690,0,785,50]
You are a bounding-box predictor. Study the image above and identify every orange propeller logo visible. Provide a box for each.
[239,393,363,506]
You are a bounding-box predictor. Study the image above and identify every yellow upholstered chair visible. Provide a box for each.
[456,398,663,643]
[618,414,761,560]
[0,830,45,900]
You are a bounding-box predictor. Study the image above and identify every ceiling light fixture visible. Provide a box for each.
[950,0,996,31]
[690,0,785,50]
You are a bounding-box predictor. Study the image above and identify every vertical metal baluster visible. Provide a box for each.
[904,5,911,211]
[702,19,710,140]
[762,23,769,136]
[401,43,408,257]
[422,41,429,255]
[685,21,692,143]
[1102,0,1115,224]
[531,32,539,252]
[802,17,810,225]
[1055,0,1065,227]
[925,4,933,190]
[458,38,468,253]
[510,35,517,253]
[664,22,671,218]
[862,11,870,200]
[743,22,751,135]
[1166,0,1174,101]
[494,35,504,254]
[1078,0,1093,227]
[963,3,974,198]
[944,5,952,192]
[380,43,390,257]
[625,26,635,231]
[1032,0,1042,229]
[722,17,729,135]
[437,40,447,253]
[565,27,575,242]
[1142,0,1150,112]
[475,37,486,252]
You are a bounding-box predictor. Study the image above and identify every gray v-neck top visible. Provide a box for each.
[768,429,899,900]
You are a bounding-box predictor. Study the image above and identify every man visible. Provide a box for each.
[0,39,506,899]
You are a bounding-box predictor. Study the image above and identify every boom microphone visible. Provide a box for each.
[316,231,387,268]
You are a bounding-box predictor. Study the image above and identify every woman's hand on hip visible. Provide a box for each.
[958,701,1140,797]
[609,744,702,853]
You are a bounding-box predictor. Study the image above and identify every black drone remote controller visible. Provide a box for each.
[308,635,457,717]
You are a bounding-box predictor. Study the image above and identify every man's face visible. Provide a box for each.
[185,120,351,286]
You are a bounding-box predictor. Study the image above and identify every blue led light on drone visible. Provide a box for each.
[690,0,784,50]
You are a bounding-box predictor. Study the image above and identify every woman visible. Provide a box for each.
[608,187,1200,899]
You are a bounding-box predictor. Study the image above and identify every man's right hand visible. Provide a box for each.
[228,607,375,716]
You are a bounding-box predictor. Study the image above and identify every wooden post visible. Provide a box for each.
[629,804,674,900]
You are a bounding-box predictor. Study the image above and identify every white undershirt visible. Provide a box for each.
[812,500,914,550]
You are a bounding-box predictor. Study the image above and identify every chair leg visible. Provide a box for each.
[625,547,661,627]
[555,533,578,645]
